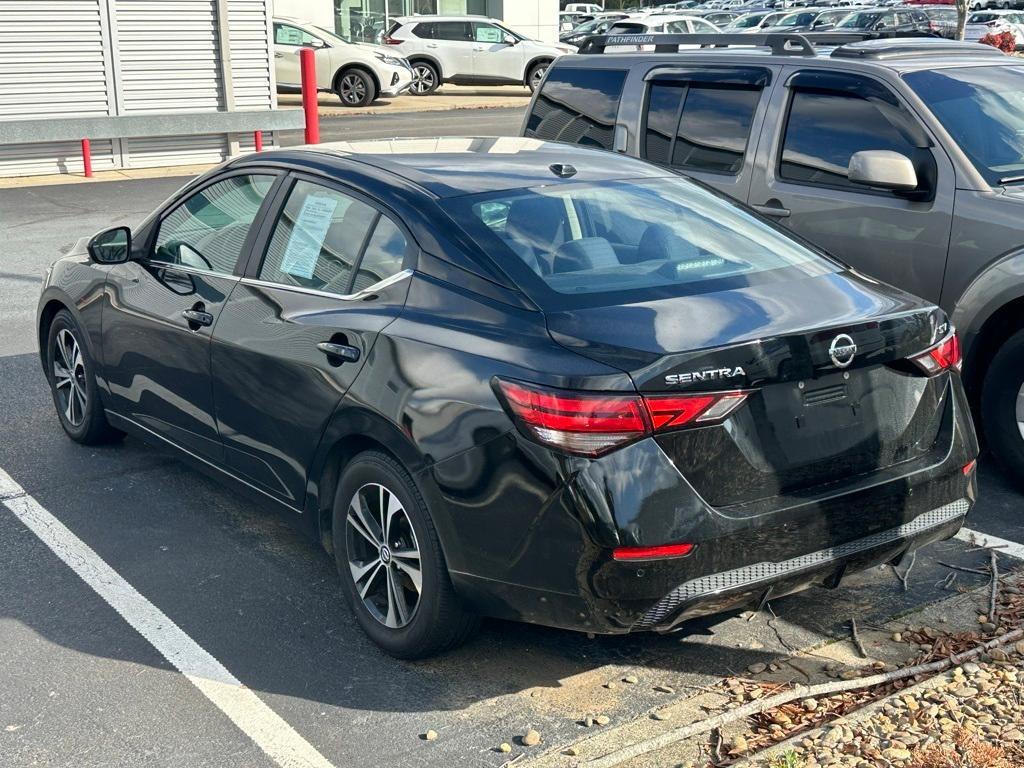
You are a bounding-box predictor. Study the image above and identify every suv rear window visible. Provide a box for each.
[525,67,628,151]
[644,81,762,174]
[441,177,834,309]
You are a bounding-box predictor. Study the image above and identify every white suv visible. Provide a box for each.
[384,16,575,95]
[273,17,413,107]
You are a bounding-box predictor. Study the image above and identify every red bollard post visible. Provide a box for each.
[81,138,93,178]
[254,130,263,152]
[299,47,320,145]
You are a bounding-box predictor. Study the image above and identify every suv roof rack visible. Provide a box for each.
[829,38,1008,59]
[576,32,872,56]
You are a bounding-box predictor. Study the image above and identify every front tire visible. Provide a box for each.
[527,61,550,93]
[409,61,439,95]
[336,69,376,107]
[981,328,1024,490]
[332,451,477,658]
[46,309,122,445]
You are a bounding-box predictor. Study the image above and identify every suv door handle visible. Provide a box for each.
[751,203,791,218]
[182,309,214,328]
[317,342,360,363]
[426,43,438,48]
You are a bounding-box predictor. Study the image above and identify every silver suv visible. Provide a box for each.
[384,15,575,95]
[524,36,1024,484]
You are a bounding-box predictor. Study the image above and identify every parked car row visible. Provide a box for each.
[560,1,1024,48]
[274,14,575,107]
[526,34,1024,494]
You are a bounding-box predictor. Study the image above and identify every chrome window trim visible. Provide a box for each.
[146,261,241,282]
[239,268,414,302]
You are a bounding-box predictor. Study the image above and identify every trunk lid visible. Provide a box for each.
[545,271,952,507]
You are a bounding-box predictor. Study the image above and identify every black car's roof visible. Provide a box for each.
[256,138,670,198]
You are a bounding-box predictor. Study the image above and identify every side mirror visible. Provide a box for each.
[504,34,518,45]
[88,226,131,264]
[848,150,918,191]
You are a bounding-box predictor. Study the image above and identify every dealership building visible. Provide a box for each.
[278,0,559,44]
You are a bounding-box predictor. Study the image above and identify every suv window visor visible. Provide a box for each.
[440,178,837,310]
[647,67,771,87]
[904,65,1024,187]
[788,70,932,148]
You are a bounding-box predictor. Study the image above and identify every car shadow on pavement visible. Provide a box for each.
[0,350,1008,724]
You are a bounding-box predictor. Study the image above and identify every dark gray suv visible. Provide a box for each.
[523,35,1024,485]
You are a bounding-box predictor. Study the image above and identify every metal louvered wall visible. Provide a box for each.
[0,0,276,176]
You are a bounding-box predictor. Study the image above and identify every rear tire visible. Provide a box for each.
[409,61,439,95]
[981,328,1024,490]
[332,451,478,658]
[46,309,123,445]
[336,69,376,107]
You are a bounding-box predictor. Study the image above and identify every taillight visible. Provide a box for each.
[383,36,403,44]
[909,331,962,376]
[494,379,749,457]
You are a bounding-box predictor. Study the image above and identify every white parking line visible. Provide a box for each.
[0,467,336,768]
[956,527,1024,560]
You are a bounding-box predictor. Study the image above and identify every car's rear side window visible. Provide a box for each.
[259,180,378,295]
[414,21,472,41]
[525,67,628,151]
[644,82,762,175]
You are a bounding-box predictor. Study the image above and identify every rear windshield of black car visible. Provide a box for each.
[441,177,837,309]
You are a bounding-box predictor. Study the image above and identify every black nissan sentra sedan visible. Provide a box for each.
[37,138,978,658]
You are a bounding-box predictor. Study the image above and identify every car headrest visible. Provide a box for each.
[552,237,619,273]
[637,223,699,263]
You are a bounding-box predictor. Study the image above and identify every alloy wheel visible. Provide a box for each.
[530,65,547,90]
[53,328,87,427]
[410,64,435,94]
[340,73,368,105]
[1017,381,1024,443]
[346,482,422,629]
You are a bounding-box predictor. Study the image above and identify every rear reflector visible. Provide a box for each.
[495,379,749,457]
[613,542,695,561]
[910,330,962,376]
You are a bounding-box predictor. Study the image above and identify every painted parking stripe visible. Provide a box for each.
[956,527,1024,560]
[0,467,336,768]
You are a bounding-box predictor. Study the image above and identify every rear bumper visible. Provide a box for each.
[638,497,968,632]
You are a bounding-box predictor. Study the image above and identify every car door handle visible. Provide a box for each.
[317,342,360,363]
[426,43,438,48]
[751,203,791,218]
[182,309,214,327]
[274,51,285,58]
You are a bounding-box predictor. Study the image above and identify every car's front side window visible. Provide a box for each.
[779,89,921,192]
[153,174,275,275]
[258,180,406,296]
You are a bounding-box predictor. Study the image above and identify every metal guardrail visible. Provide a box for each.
[0,109,305,146]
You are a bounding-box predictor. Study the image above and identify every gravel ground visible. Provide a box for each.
[770,655,1024,767]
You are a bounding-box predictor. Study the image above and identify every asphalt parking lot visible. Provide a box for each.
[2,171,1023,767]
